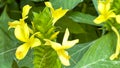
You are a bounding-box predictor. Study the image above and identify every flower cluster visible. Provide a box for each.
[9,5,41,60]
[44,29,79,66]
[45,2,68,25]
[94,0,120,24]
[8,2,79,66]
[94,0,120,60]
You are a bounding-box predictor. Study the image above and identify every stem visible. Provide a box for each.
[110,25,120,60]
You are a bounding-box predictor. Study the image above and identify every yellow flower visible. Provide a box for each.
[110,26,120,60]
[8,5,41,60]
[8,5,32,29]
[15,32,41,60]
[45,2,68,25]
[22,5,32,19]
[8,5,32,41]
[94,0,116,24]
[44,28,79,66]
[14,21,41,60]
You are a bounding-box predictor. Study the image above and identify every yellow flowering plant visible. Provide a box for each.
[94,0,120,61]
[45,2,68,25]
[2,0,120,68]
[8,5,41,60]
[94,0,116,24]
[44,28,79,66]
[7,1,80,67]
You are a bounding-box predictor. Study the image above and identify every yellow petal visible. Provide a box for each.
[44,39,61,50]
[15,43,30,60]
[98,1,106,14]
[94,15,106,24]
[30,38,41,48]
[15,23,29,42]
[22,5,32,19]
[62,39,79,49]
[44,39,51,45]
[110,53,118,60]
[52,8,68,24]
[45,2,54,10]
[57,50,70,66]
[107,10,116,18]
[62,28,79,49]
[106,0,111,12]
[8,21,20,29]
[62,28,70,44]
[50,31,60,40]
[116,15,120,24]
[29,33,41,48]
[98,0,111,14]
[45,2,68,24]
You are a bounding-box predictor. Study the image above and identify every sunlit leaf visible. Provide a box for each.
[63,42,93,68]
[55,16,85,34]
[0,6,17,68]
[68,11,99,26]
[0,6,33,68]
[50,0,83,10]
[75,32,120,68]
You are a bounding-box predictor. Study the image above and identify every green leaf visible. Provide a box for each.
[63,42,92,68]
[33,46,61,68]
[73,24,99,43]
[33,7,53,33]
[31,0,44,2]
[18,51,34,68]
[50,0,83,10]
[12,59,19,68]
[33,7,57,40]
[74,32,120,68]
[7,0,15,4]
[0,28,16,68]
[68,11,99,26]
[0,6,13,32]
[0,6,33,68]
[7,1,21,20]
[0,7,17,68]
[55,16,85,34]
[33,7,61,68]
[0,0,5,8]
[92,0,98,13]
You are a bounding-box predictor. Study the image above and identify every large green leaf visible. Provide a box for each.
[0,7,34,68]
[50,0,83,10]
[0,29,16,68]
[68,11,99,26]
[55,16,85,34]
[92,0,98,13]
[63,42,93,68]
[74,32,120,68]
[0,6,17,68]
[73,24,99,43]
[18,51,34,68]
[7,1,21,20]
